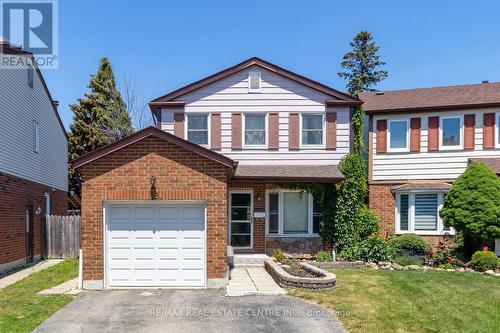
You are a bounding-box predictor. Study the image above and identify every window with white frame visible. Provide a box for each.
[301,114,324,146]
[396,192,453,235]
[266,190,321,235]
[496,113,500,147]
[187,114,209,145]
[244,113,266,146]
[33,121,39,153]
[440,116,462,149]
[248,71,261,93]
[388,119,409,151]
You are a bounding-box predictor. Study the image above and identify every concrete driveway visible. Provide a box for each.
[33,289,345,333]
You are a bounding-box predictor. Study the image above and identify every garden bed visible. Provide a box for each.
[265,259,336,289]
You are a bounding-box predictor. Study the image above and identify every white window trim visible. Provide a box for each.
[495,112,500,148]
[228,189,254,249]
[395,190,455,236]
[387,119,410,152]
[248,71,261,93]
[265,189,318,237]
[299,113,326,149]
[185,113,210,148]
[439,115,463,150]
[242,113,268,149]
[33,120,39,153]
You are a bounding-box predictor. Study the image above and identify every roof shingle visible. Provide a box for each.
[233,165,343,183]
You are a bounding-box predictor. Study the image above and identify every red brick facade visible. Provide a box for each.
[369,183,444,247]
[0,172,67,270]
[78,137,229,282]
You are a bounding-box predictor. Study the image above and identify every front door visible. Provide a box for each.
[229,191,253,249]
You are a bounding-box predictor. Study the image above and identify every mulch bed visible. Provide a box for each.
[282,265,318,278]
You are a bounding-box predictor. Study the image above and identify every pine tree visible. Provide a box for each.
[338,30,388,95]
[68,57,133,197]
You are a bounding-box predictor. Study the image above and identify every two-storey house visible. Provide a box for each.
[72,57,362,289]
[361,82,500,254]
[0,39,68,274]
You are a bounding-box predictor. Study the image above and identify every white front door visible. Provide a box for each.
[105,202,206,288]
[229,191,253,248]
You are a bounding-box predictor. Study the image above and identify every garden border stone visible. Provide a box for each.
[310,261,365,269]
[264,259,336,290]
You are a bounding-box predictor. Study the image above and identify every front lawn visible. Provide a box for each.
[0,260,78,333]
[290,269,500,333]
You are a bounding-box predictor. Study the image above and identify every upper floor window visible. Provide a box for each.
[388,119,408,152]
[248,71,261,93]
[33,121,40,153]
[440,116,462,149]
[187,114,209,146]
[244,113,266,147]
[301,114,324,146]
[496,113,500,147]
[27,64,34,89]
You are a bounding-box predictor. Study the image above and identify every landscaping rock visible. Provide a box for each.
[485,270,495,275]
[465,268,475,273]
[392,263,403,270]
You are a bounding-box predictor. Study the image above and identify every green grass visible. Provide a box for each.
[290,269,500,333]
[0,260,78,333]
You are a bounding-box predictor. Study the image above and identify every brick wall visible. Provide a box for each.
[368,184,396,237]
[78,137,229,282]
[0,172,67,269]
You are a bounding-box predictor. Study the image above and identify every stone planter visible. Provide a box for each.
[264,259,336,290]
[310,261,365,269]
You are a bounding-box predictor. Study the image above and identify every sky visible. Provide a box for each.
[40,0,500,130]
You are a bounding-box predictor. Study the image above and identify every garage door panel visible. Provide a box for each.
[107,203,205,288]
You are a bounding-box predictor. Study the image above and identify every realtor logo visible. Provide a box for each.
[1,0,58,68]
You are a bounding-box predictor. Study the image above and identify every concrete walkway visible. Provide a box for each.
[38,277,81,296]
[0,259,63,289]
[226,266,285,296]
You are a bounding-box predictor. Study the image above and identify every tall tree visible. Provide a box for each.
[338,30,388,95]
[68,57,133,197]
[338,31,388,154]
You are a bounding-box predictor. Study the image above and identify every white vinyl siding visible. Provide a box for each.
[0,56,67,190]
[395,191,452,236]
[372,109,500,181]
[160,66,351,165]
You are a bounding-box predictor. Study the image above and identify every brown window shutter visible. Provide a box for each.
[288,113,299,150]
[232,113,242,150]
[410,118,421,152]
[173,113,185,139]
[376,119,387,153]
[483,113,495,149]
[428,116,439,151]
[464,114,475,150]
[211,113,221,150]
[268,112,279,150]
[326,112,337,150]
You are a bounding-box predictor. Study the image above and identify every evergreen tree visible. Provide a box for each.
[68,57,133,196]
[338,30,388,95]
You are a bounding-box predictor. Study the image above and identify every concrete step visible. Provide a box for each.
[232,254,269,267]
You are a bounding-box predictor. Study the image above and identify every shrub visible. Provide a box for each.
[471,251,498,272]
[394,255,422,266]
[315,251,332,262]
[388,234,432,256]
[354,237,394,263]
[338,247,355,261]
[440,163,500,257]
[438,263,453,269]
[273,249,286,264]
[497,258,500,269]
[357,207,380,239]
[432,252,449,266]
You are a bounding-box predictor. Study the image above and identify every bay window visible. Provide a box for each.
[187,114,209,146]
[266,190,321,235]
[396,191,453,235]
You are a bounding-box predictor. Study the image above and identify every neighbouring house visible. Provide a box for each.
[72,57,362,289]
[0,39,68,274]
[360,82,500,254]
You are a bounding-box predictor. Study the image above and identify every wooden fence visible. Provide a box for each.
[43,215,81,258]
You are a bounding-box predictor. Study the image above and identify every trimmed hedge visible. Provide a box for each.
[471,251,497,272]
[388,234,432,256]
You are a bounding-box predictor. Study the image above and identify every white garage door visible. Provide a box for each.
[105,202,206,288]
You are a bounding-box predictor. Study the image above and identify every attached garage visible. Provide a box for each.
[105,202,206,288]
